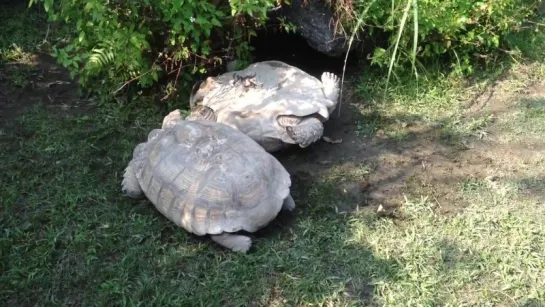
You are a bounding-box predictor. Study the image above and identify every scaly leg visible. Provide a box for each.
[321,72,340,103]
[285,116,324,148]
[186,105,217,122]
[210,233,252,253]
[282,194,296,211]
[121,143,146,199]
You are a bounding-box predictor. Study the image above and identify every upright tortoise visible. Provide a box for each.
[121,110,295,253]
[187,60,341,152]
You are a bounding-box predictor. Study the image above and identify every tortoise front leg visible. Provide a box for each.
[162,109,184,129]
[282,194,296,211]
[210,233,252,253]
[285,117,324,148]
[277,115,324,148]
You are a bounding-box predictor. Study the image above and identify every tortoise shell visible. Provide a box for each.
[188,60,340,152]
[132,119,292,236]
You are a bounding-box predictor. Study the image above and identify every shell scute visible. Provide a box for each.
[156,186,175,214]
[191,206,210,235]
[154,151,187,187]
[146,176,163,205]
[180,201,195,233]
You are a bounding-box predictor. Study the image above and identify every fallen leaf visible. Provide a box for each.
[359,181,370,191]
[48,80,71,87]
[322,136,342,144]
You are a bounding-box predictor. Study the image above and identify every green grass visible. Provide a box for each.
[495,97,545,143]
[0,105,392,306]
[0,3,53,93]
[351,53,545,146]
[0,3,50,63]
[2,98,545,305]
[2,59,545,305]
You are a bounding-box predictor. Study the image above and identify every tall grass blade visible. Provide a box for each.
[338,0,378,117]
[411,0,418,78]
[383,0,415,103]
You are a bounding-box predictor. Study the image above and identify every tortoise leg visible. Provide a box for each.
[121,163,143,199]
[121,161,144,199]
[321,71,340,103]
[121,143,146,199]
[210,233,252,253]
[189,77,216,108]
[189,80,205,108]
[121,149,144,199]
[285,117,324,148]
[282,194,296,212]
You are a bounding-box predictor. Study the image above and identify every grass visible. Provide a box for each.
[495,97,545,143]
[2,99,545,305]
[0,3,53,95]
[3,3,545,306]
[0,3,50,64]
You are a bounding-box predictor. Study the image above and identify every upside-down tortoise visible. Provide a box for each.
[121,110,295,253]
[187,60,341,152]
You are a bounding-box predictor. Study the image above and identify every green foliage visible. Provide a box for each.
[338,0,542,74]
[28,0,278,103]
[0,4,47,63]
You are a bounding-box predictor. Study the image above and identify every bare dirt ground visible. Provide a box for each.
[275,66,545,217]
[0,53,89,127]
[3,52,543,220]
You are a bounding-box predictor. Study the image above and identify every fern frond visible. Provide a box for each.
[88,48,115,70]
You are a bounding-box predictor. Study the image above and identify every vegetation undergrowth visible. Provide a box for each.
[20,0,544,107]
[0,2,50,64]
[28,0,286,104]
[333,0,543,73]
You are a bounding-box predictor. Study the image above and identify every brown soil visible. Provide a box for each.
[0,52,91,127]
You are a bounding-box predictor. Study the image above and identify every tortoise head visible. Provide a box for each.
[185,105,217,122]
[189,77,216,109]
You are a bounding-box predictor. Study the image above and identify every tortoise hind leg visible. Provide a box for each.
[321,71,340,103]
[210,233,252,253]
[285,117,324,148]
[282,194,296,211]
[121,163,144,199]
[121,143,145,199]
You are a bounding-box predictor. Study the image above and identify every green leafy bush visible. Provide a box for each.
[29,0,542,104]
[335,0,542,74]
[29,0,279,103]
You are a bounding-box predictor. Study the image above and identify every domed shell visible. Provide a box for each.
[135,120,291,236]
[195,61,333,120]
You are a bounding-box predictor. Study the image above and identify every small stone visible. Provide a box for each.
[375,129,387,139]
